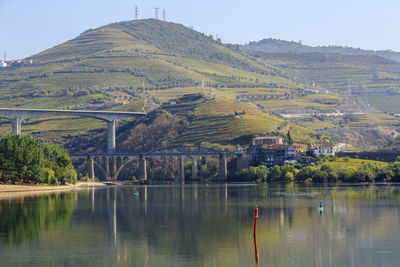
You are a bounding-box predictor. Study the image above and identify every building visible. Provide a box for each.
[312,144,334,157]
[292,143,306,153]
[255,144,298,166]
[252,136,283,146]
[0,61,6,68]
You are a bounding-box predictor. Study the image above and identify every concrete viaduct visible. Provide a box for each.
[0,108,145,153]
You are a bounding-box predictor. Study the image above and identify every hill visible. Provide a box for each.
[241,38,400,62]
[64,94,318,154]
[0,19,398,150]
[0,19,317,147]
[246,51,400,113]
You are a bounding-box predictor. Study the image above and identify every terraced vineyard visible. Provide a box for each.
[1,19,400,150]
[248,52,400,113]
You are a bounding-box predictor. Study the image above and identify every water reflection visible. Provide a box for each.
[0,192,77,246]
[0,184,400,266]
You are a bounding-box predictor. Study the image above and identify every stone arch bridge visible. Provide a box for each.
[71,146,246,182]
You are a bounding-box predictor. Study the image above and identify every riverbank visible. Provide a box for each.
[0,182,109,199]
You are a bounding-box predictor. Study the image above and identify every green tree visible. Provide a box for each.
[0,135,76,185]
[0,135,44,183]
[286,131,293,145]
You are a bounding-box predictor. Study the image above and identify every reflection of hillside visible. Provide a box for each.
[0,192,77,246]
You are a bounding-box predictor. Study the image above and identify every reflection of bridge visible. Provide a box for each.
[72,146,246,182]
[0,108,145,153]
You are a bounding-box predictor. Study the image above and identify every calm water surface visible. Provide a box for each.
[1,184,400,266]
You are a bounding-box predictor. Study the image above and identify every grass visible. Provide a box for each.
[172,98,317,145]
[324,157,388,169]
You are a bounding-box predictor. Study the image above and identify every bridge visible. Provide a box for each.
[71,146,248,182]
[0,108,145,153]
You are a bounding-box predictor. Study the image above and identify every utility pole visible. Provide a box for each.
[163,9,166,21]
[154,7,159,19]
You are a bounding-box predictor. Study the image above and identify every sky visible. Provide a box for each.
[0,0,400,59]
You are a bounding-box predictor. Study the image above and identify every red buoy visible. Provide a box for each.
[253,207,258,237]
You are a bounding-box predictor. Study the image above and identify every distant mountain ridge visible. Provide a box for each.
[241,38,400,62]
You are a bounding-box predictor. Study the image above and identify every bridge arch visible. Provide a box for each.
[112,156,176,181]
[93,159,110,180]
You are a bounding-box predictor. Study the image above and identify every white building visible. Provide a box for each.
[312,144,334,157]
[0,61,6,68]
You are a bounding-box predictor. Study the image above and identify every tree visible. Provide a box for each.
[0,135,77,185]
[0,135,44,182]
[286,130,293,145]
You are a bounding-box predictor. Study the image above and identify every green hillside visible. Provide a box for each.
[0,19,314,147]
[1,19,399,150]
[247,51,400,113]
[62,94,318,154]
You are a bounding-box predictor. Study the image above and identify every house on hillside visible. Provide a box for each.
[292,143,306,153]
[312,144,334,157]
[255,144,298,166]
[252,136,283,146]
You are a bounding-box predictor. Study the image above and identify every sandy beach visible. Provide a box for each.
[0,182,110,199]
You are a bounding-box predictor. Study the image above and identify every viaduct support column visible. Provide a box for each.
[112,157,117,181]
[107,120,116,154]
[191,156,198,179]
[87,157,95,180]
[218,154,227,181]
[139,155,147,180]
[105,157,111,180]
[170,156,175,172]
[179,156,185,183]
[11,117,22,135]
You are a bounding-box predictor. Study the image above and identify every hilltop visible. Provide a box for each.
[241,38,400,62]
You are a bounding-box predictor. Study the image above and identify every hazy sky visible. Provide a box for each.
[1,0,400,59]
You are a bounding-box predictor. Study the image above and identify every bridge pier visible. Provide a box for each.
[112,157,117,181]
[11,117,22,135]
[105,157,111,180]
[191,156,198,179]
[107,120,116,153]
[139,155,147,180]
[179,156,185,183]
[87,157,95,180]
[170,156,175,172]
[218,154,227,181]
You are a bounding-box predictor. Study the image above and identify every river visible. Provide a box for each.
[0,183,399,266]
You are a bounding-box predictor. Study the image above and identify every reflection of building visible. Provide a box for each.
[255,144,298,166]
[312,144,334,157]
[252,136,282,146]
